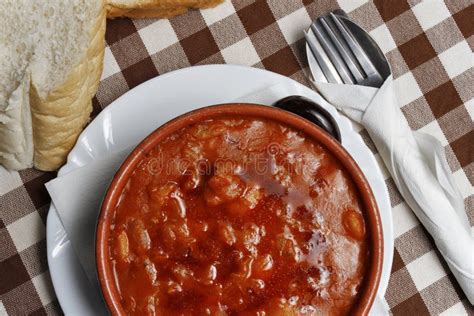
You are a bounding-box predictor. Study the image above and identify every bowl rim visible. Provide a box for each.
[96,103,383,316]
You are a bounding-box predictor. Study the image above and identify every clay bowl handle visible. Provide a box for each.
[274,95,342,143]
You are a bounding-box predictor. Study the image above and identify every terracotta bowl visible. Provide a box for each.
[96,104,383,315]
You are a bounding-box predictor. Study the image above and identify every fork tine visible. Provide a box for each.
[330,13,381,81]
[311,20,355,84]
[304,30,343,84]
[319,16,365,82]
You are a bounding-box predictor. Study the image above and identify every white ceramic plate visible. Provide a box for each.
[47,65,393,314]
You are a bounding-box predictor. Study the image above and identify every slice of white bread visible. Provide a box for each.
[0,0,106,171]
[106,0,223,18]
[0,0,222,171]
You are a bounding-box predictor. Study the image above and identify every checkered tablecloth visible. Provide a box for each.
[0,0,472,315]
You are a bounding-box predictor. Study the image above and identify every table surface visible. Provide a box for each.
[0,0,472,315]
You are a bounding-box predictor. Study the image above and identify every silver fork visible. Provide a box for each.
[305,11,384,88]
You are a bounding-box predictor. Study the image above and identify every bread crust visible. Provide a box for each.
[107,6,188,18]
[106,0,223,18]
[30,3,107,171]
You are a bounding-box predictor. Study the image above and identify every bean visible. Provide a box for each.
[131,220,151,252]
[242,186,263,209]
[182,141,201,160]
[253,254,274,280]
[148,182,179,211]
[167,281,183,295]
[191,124,226,140]
[117,231,130,262]
[342,209,365,240]
[199,264,217,285]
[182,167,202,192]
[207,174,243,202]
[161,223,177,249]
[172,263,194,285]
[240,223,263,255]
[217,221,236,246]
[247,278,265,292]
[143,258,158,286]
[145,296,155,316]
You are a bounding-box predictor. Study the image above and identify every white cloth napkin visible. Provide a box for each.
[313,76,474,304]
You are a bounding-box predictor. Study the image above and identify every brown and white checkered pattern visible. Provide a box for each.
[0,1,472,315]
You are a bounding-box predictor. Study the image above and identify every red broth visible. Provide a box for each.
[110,117,368,315]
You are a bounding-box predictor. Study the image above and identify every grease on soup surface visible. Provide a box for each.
[110,117,368,315]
